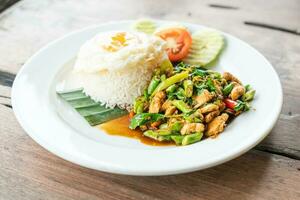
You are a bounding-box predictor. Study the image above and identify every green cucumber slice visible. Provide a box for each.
[57,89,127,126]
[184,30,224,67]
[132,19,156,34]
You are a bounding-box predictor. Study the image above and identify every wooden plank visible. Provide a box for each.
[0,0,299,158]
[0,105,300,200]
[0,70,15,87]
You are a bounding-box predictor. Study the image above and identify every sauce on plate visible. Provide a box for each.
[98,115,173,146]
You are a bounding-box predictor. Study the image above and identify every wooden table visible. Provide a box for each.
[1,0,299,199]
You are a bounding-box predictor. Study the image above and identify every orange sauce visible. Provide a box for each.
[97,115,173,146]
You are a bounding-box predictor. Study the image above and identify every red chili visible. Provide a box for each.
[223,98,237,109]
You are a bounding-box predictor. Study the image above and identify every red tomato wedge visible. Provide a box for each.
[155,28,192,62]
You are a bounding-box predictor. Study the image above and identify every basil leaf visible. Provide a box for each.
[129,113,165,129]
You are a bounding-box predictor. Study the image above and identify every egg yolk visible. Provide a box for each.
[103,32,128,52]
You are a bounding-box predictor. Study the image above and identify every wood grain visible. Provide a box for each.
[0,0,300,199]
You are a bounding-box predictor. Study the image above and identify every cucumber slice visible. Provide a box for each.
[132,19,156,34]
[57,89,127,126]
[154,23,188,34]
[184,30,224,67]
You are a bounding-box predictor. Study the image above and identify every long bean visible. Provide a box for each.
[223,83,234,96]
[143,130,172,141]
[183,80,193,97]
[182,132,203,145]
[172,100,192,113]
[160,59,173,76]
[171,135,184,145]
[242,89,256,101]
[133,97,144,114]
[152,71,189,96]
[147,75,160,95]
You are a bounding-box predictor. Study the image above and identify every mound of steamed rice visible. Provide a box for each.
[73,31,166,109]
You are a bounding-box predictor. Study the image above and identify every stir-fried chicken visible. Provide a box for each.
[130,63,255,145]
[180,123,205,135]
[199,104,219,114]
[149,91,166,113]
[230,85,245,100]
[206,113,229,137]
[205,110,220,123]
[223,72,241,84]
[194,89,214,108]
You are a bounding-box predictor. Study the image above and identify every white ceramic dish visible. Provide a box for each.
[12,20,282,176]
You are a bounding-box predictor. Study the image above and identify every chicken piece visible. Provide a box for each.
[230,85,245,100]
[161,100,177,116]
[149,91,166,113]
[194,89,214,108]
[214,100,226,111]
[180,123,205,135]
[205,110,220,123]
[161,100,172,111]
[206,113,229,137]
[223,72,241,84]
[199,104,219,114]
[165,106,177,116]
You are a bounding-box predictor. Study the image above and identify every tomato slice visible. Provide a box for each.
[155,28,192,62]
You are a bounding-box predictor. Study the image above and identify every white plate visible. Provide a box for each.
[12,20,282,176]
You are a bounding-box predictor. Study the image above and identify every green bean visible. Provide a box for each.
[166,85,177,94]
[147,75,160,95]
[175,87,185,100]
[152,71,189,96]
[133,97,144,114]
[143,130,172,141]
[170,121,183,132]
[159,123,168,129]
[207,70,222,79]
[143,130,159,140]
[172,100,192,113]
[161,74,166,81]
[244,84,251,92]
[158,135,172,142]
[129,113,164,129]
[223,83,234,96]
[183,80,193,97]
[171,135,184,145]
[242,89,256,102]
[234,100,250,112]
[157,129,172,136]
[182,132,203,145]
[160,59,173,76]
[143,89,149,100]
[184,114,201,123]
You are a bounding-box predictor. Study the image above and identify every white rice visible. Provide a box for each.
[72,31,166,109]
